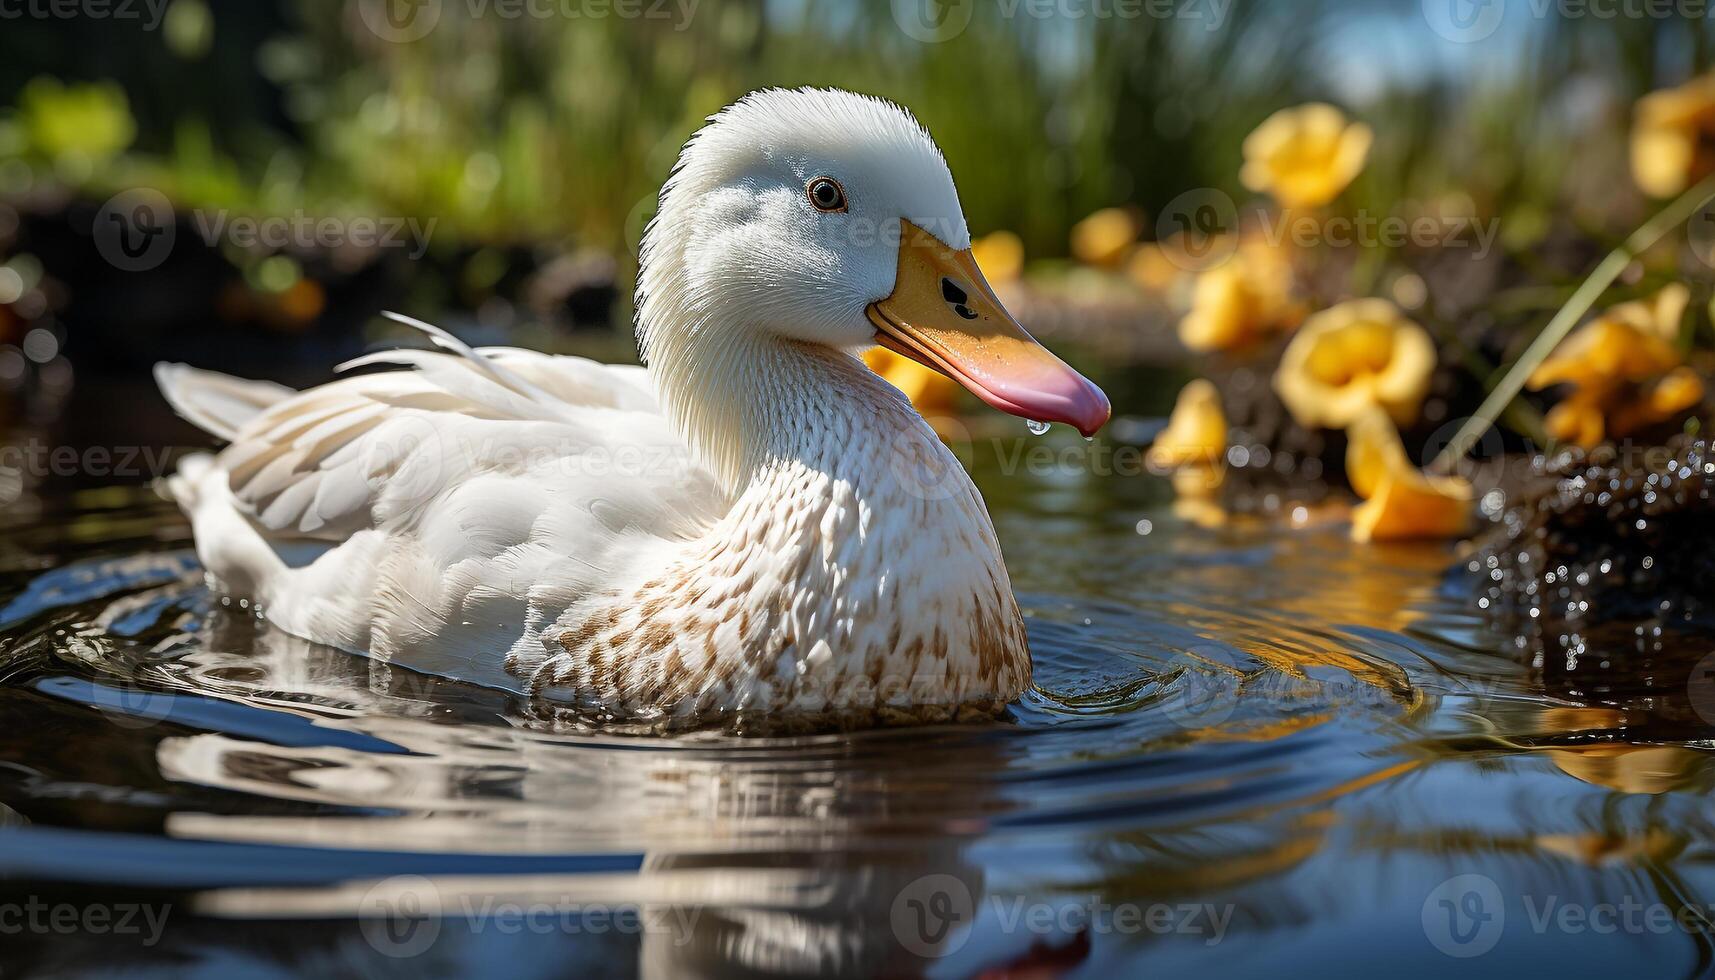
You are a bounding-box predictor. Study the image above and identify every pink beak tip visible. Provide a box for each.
[1074,382,1113,437]
[975,369,1111,438]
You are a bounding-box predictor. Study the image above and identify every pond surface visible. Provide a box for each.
[2,397,1715,978]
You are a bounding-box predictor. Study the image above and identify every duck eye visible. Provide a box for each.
[806,177,847,213]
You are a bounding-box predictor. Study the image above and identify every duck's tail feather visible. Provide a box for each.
[363,311,569,413]
[154,362,295,443]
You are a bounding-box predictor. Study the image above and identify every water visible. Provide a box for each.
[3,407,1715,978]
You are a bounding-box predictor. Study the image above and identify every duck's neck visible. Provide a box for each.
[631,323,1030,713]
[644,318,913,495]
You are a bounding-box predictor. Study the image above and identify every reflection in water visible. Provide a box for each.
[2,448,1714,975]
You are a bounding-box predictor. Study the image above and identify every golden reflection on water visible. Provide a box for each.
[1143,510,1446,704]
[4,465,1715,974]
[1534,828,1682,866]
[1548,746,1708,796]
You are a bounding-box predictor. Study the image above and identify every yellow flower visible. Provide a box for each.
[1345,410,1472,543]
[1240,103,1373,209]
[865,347,960,415]
[1529,321,1677,391]
[1631,73,1715,197]
[1540,390,1609,451]
[971,230,1024,284]
[1070,207,1140,267]
[1149,380,1227,472]
[1531,285,1686,389]
[1613,366,1705,435]
[1274,298,1436,430]
[1541,368,1705,448]
[1178,236,1302,352]
[1527,285,1703,448]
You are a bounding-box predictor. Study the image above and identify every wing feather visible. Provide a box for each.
[190,318,706,544]
[155,363,294,441]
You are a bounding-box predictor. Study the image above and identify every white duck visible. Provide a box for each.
[154,88,1109,725]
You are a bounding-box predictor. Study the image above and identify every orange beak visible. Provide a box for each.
[866,220,1111,436]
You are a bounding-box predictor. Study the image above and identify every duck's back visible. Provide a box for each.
[155,326,724,691]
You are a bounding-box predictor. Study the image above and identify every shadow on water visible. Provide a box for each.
[1,432,1714,977]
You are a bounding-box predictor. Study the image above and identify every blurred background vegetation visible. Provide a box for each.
[2,0,1714,418]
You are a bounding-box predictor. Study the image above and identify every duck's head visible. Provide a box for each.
[638,87,1110,440]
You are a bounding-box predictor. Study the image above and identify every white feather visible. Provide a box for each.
[155,363,293,441]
